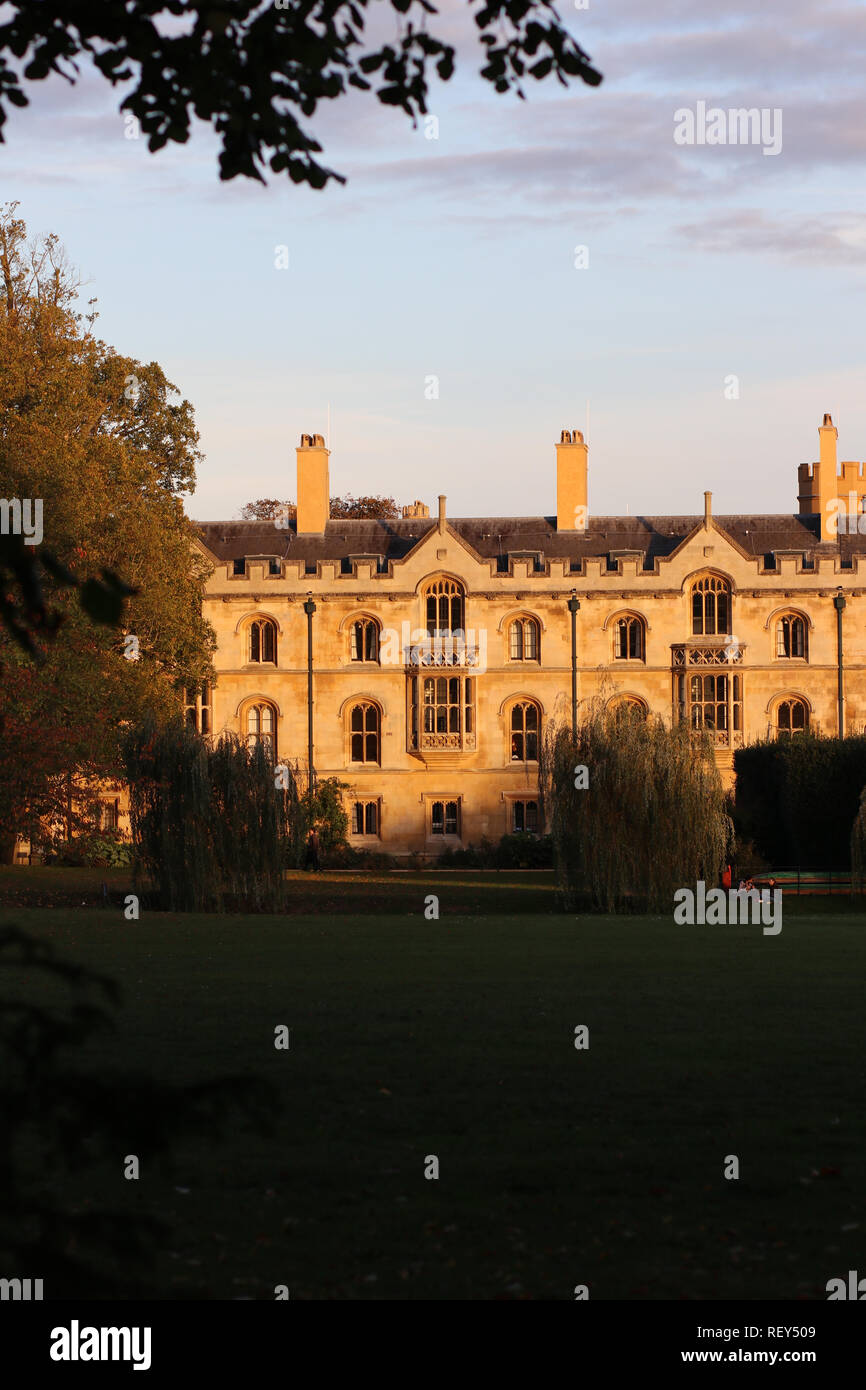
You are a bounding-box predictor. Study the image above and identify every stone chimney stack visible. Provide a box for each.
[296,432,330,534]
[818,413,839,540]
[556,428,588,531]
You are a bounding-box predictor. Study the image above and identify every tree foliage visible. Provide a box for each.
[240,494,402,520]
[240,498,297,521]
[735,734,866,871]
[298,775,350,862]
[123,718,302,911]
[539,703,732,913]
[329,493,401,519]
[0,1,602,190]
[0,202,215,854]
[850,785,866,891]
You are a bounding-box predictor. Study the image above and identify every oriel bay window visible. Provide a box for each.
[409,675,476,751]
[676,671,742,745]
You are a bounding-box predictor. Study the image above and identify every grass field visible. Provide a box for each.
[3,884,865,1300]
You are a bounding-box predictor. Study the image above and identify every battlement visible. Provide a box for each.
[798,417,866,538]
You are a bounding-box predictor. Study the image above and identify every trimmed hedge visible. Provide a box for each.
[734,735,866,870]
[437,834,554,869]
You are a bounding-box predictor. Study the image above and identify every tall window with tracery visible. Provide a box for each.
[691,575,730,636]
[677,672,742,740]
[424,576,464,636]
[409,675,475,750]
[775,698,809,738]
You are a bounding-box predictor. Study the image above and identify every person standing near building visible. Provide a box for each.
[306,827,321,873]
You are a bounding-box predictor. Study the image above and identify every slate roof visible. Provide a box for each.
[195,512,861,571]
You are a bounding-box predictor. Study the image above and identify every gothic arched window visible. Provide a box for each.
[509,700,540,762]
[613,615,646,661]
[509,617,540,661]
[775,614,808,660]
[248,617,277,664]
[691,575,731,636]
[350,702,380,764]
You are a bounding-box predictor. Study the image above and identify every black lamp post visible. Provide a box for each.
[303,594,316,791]
[834,588,846,737]
[567,590,581,738]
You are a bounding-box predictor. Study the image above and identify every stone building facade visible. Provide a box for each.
[192,414,866,858]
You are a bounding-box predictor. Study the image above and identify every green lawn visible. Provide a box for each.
[0,866,560,915]
[3,901,865,1300]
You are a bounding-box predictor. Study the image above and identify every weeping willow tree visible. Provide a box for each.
[123,718,301,911]
[850,785,866,892]
[539,701,733,913]
[210,734,298,910]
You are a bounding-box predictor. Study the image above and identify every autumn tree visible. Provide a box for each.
[240,494,401,519]
[329,493,401,519]
[0,202,215,858]
[240,498,296,521]
[0,2,602,190]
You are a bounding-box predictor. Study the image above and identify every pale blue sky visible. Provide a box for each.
[3,0,866,520]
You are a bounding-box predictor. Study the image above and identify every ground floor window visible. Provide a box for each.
[431,799,460,836]
[184,683,212,734]
[96,800,120,831]
[246,702,276,758]
[775,697,809,738]
[351,801,380,836]
[511,799,539,834]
